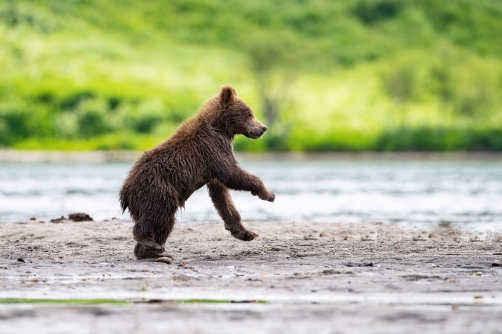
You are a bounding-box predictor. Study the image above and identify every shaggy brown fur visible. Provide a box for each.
[120,86,275,260]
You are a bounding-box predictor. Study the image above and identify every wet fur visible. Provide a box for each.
[120,86,275,259]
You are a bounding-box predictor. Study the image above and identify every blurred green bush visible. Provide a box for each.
[0,0,501,151]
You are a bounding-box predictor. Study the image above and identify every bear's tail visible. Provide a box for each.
[119,184,129,214]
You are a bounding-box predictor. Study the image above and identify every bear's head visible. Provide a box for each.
[215,86,267,139]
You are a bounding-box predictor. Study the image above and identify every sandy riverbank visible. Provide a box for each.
[1,219,502,333]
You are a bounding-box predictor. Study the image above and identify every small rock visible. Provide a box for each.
[345,262,373,267]
[68,213,93,222]
[474,295,483,299]
[146,299,164,304]
[50,216,65,223]
[178,261,186,267]
[17,258,25,263]
[322,269,341,275]
[30,217,36,221]
[156,257,173,264]
[492,262,502,267]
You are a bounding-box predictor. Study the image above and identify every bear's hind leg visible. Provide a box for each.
[133,215,176,260]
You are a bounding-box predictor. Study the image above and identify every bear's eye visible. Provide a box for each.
[246,112,252,117]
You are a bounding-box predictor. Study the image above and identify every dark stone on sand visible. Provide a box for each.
[68,213,93,222]
[50,216,65,223]
[345,262,374,267]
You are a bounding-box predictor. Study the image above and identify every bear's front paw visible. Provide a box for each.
[259,191,275,202]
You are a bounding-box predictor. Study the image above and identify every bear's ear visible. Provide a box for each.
[220,85,236,105]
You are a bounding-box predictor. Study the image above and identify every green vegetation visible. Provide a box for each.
[0,298,265,305]
[0,298,130,305]
[0,0,501,151]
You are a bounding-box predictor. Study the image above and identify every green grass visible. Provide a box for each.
[0,298,131,305]
[0,298,266,305]
[0,0,501,151]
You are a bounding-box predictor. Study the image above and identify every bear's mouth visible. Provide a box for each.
[247,130,264,139]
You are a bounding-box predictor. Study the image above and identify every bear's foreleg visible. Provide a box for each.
[207,179,259,241]
[215,166,275,202]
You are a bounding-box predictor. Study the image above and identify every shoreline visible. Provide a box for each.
[1,149,502,163]
[1,219,501,333]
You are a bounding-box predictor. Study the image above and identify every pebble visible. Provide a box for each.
[156,257,173,264]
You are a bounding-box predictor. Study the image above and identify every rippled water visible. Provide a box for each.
[1,159,502,226]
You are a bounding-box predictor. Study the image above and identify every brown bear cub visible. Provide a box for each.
[120,86,275,260]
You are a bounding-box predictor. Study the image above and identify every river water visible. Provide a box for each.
[1,158,502,226]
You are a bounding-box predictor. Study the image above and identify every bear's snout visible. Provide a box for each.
[245,117,268,139]
[247,125,267,139]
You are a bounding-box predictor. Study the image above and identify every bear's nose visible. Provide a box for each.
[262,126,267,132]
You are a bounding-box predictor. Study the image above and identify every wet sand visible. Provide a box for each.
[1,219,502,333]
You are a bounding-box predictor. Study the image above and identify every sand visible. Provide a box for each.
[1,218,502,333]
